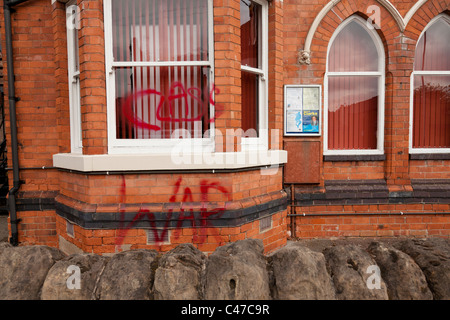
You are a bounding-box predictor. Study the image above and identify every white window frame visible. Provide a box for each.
[409,13,450,155]
[66,0,82,154]
[103,0,215,154]
[240,0,269,152]
[323,16,385,156]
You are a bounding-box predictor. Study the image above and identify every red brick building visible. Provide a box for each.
[0,0,448,255]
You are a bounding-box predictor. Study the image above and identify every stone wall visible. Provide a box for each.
[0,238,448,300]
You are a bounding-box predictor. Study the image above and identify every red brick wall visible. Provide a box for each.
[293,213,450,239]
[1,0,449,251]
[0,0,59,180]
[8,211,58,247]
[53,1,71,154]
[56,210,287,255]
[282,0,450,187]
[410,160,450,179]
[78,0,108,155]
[0,0,61,247]
[57,170,282,205]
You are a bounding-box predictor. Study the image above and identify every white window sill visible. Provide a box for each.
[409,148,450,154]
[53,150,287,172]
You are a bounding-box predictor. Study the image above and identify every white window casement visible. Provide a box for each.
[323,16,385,156]
[240,0,269,152]
[104,0,215,154]
[66,0,82,154]
[409,14,450,155]
[54,0,287,171]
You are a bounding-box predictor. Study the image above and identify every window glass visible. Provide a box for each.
[241,71,259,133]
[412,75,450,148]
[241,0,260,68]
[115,66,211,139]
[328,21,379,72]
[111,0,211,140]
[328,76,378,150]
[414,19,450,71]
[241,0,262,136]
[412,17,450,150]
[326,19,382,152]
[112,0,209,62]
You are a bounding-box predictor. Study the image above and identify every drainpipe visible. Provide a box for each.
[3,0,31,246]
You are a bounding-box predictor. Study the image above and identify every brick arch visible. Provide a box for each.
[300,0,429,64]
[404,3,450,43]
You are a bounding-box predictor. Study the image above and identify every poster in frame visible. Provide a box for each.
[284,85,322,137]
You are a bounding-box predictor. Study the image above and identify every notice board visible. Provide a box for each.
[284,85,321,137]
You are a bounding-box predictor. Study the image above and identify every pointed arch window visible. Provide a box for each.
[324,16,385,155]
[410,14,450,153]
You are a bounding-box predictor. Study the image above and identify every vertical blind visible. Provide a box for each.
[327,21,380,150]
[412,19,450,149]
[112,0,210,140]
[328,77,378,150]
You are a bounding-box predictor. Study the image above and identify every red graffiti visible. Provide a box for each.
[115,177,231,249]
[122,82,224,132]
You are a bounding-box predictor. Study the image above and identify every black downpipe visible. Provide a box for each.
[3,0,31,246]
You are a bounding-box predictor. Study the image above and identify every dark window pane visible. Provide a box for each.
[240,0,260,68]
[241,71,259,135]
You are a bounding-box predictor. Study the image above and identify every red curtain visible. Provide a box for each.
[327,21,379,150]
[112,0,210,140]
[241,1,260,135]
[413,76,450,148]
[413,19,450,148]
[328,77,378,150]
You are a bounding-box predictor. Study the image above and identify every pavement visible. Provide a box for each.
[0,214,8,242]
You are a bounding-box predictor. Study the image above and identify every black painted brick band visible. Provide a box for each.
[55,196,288,230]
[294,179,450,206]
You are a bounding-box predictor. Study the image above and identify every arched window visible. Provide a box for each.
[410,14,450,153]
[324,16,385,155]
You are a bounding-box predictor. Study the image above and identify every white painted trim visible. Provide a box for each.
[241,65,265,77]
[53,150,287,172]
[303,0,428,53]
[409,148,450,154]
[304,0,340,53]
[327,71,382,77]
[413,70,450,75]
[409,14,450,155]
[66,0,82,154]
[376,0,405,32]
[323,16,385,156]
[241,0,269,151]
[323,149,385,156]
[111,61,211,68]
